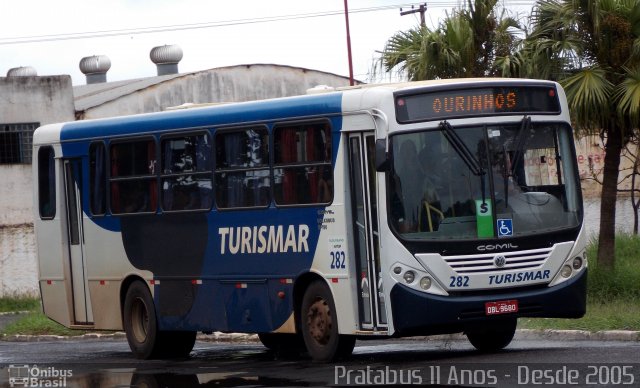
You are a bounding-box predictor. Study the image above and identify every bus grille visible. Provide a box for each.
[443,247,553,274]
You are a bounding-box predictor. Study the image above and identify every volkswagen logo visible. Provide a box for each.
[494,255,506,268]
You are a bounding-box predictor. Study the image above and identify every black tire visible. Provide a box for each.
[466,318,517,352]
[123,281,196,359]
[300,280,355,362]
[124,281,162,359]
[258,333,279,350]
[160,331,197,358]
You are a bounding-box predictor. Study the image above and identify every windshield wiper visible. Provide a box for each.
[503,145,510,208]
[440,121,485,176]
[440,121,487,203]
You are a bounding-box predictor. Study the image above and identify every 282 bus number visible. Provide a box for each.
[449,275,470,288]
[330,251,346,269]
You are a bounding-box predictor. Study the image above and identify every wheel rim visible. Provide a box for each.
[130,296,149,343]
[306,297,332,345]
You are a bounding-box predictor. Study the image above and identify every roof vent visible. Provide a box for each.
[7,66,37,77]
[79,55,111,84]
[150,44,183,76]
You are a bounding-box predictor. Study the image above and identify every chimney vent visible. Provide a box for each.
[150,44,183,76]
[79,55,111,84]
[7,66,37,77]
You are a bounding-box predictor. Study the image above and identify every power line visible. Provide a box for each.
[0,3,425,46]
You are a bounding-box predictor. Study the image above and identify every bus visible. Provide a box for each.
[32,78,586,362]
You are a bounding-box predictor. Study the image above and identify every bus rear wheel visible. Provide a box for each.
[123,281,195,359]
[465,318,517,352]
[301,280,355,362]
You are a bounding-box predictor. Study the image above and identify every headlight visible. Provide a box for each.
[572,256,583,270]
[403,271,415,284]
[419,276,432,290]
[560,265,572,278]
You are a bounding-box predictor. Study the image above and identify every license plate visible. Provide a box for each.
[485,299,518,315]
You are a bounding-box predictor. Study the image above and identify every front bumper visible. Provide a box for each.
[390,269,587,336]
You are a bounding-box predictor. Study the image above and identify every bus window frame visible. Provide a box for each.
[37,145,57,220]
[272,118,334,208]
[159,130,214,214]
[108,135,159,216]
[88,141,108,217]
[213,124,271,211]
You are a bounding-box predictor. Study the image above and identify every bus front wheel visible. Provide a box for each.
[465,318,517,352]
[301,280,355,362]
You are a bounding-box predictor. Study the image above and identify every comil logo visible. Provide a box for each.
[7,365,72,387]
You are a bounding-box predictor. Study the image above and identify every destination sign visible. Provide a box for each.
[395,85,561,123]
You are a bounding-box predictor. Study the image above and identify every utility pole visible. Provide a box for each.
[343,0,355,86]
[400,3,427,27]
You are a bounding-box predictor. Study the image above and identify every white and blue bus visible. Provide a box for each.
[33,79,586,361]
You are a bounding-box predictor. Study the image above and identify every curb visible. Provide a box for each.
[2,329,638,343]
[0,311,32,316]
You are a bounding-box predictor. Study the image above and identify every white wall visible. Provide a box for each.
[0,165,33,225]
[0,225,37,297]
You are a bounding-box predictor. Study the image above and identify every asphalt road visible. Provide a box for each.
[1,338,639,387]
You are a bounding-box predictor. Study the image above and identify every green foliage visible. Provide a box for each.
[1,312,86,337]
[587,234,640,301]
[525,0,640,132]
[521,234,640,331]
[520,300,640,331]
[378,0,524,80]
[561,67,614,130]
[0,296,40,313]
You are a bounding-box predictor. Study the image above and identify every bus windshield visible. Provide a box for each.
[389,121,581,240]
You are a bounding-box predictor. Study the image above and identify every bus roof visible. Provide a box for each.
[33,78,559,145]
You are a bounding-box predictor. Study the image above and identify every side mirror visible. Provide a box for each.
[375,139,390,172]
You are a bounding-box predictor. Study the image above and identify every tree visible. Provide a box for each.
[585,139,640,235]
[378,0,522,80]
[523,0,640,269]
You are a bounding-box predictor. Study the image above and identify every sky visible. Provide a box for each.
[0,0,535,86]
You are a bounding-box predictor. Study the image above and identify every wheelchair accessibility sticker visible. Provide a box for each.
[497,219,513,237]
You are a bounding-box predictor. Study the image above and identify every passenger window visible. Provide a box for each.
[215,127,270,208]
[110,139,157,214]
[89,142,107,216]
[161,133,213,211]
[38,146,56,219]
[273,122,332,205]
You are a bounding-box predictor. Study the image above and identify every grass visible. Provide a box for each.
[1,312,90,337]
[0,295,40,313]
[520,234,640,331]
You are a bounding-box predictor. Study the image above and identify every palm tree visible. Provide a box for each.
[523,0,640,269]
[378,0,522,80]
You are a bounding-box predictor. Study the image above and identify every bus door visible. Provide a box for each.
[63,159,93,324]
[348,132,387,330]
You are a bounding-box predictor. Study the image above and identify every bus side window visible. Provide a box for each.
[38,146,56,219]
[109,139,157,214]
[273,122,332,205]
[214,127,270,209]
[161,132,213,211]
[89,142,107,216]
